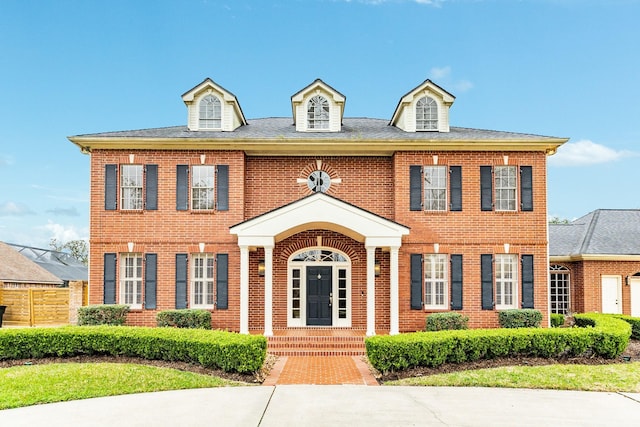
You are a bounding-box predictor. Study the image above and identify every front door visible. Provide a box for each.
[307,265,332,326]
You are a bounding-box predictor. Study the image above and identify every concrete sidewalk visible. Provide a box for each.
[1,386,639,426]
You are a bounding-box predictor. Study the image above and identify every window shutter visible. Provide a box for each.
[216,165,229,211]
[409,166,422,211]
[480,166,493,211]
[481,254,494,310]
[410,254,423,310]
[145,164,158,211]
[176,165,189,211]
[105,164,117,211]
[520,166,533,212]
[144,253,157,309]
[216,253,228,309]
[175,254,188,309]
[521,254,534,308]
[103,253,117,304]
[449,166,462,211]
[450,254,463,310]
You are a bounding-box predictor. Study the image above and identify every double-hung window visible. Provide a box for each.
[494,166,517,211]
[416,96,438,130]
[176,164,228,211]
[495,254,517,309]
[307,95,329,129]
[411,253,463,311]
[120,165,143,210]
[480,165,533,212]
[120,253,143,309]
[410,165,462,211]
[199,95,221,129]
[424,254,448,309]
[105,164,158,211]
[424,166,447,211]
[191,253,215,308]
[191,165,215,210]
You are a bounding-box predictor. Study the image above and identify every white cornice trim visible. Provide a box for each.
[550,254,640,262]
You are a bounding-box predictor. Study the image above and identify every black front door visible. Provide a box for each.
[307,266,332,326]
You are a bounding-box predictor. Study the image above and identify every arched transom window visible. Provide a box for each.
[416,96,438,131]
[307,95,329,129]
[199,95,221,129]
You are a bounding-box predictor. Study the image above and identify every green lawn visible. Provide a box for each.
[0,363,245,410]
[385,362,640,392]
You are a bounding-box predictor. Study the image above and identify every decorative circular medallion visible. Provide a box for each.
[307,170,331,193]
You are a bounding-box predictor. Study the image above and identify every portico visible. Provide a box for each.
[230,193,409,336]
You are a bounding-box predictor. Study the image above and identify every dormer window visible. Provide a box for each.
[307,95,330,130]
[199,95,221,129]
[416,96,438,131]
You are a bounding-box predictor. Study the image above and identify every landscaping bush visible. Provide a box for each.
[157,309,211,329]
[550,313,565,328]
[426,312,469,331]
[0,326,267,373]
[78,305,129,326]
[498,309,543,328]
[613,314,640,340]
[365,313,631,373]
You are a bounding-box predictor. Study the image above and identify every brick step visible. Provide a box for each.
[270,349,366,356]
[267,332,367,356]
[268,342,365,350]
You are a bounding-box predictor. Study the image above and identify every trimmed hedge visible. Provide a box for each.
[0,326,267,373]
[426,312,468,331]
[613,315,640,340]
[498,309,542,328]
[78,305,129,326]
[157,309,211,329]
[550,313,565,328]
[365,313,631,373]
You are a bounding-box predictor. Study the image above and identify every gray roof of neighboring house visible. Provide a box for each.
[0,242,64,285]
[549,210,640,256]
[71,117,563,142]
[3,243,88,282]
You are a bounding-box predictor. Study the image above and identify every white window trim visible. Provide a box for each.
[423,166,447,211]
[120,253,143,309]
[550,265,570,315]
[191,165,216,211]
[120,164,143,211]
[494,165,517,212]
[495,254,518,309]
[416,96,438,131]
[307,95,330,130]
[287,248,351,327]
[198,94,222,130]
[424,254,448,309]
[190,253,215,309]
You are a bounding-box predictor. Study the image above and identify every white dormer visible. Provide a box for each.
[182,78,247,131]
[390,79,455,133]
[291,79,346,132]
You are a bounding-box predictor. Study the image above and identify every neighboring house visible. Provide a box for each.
[68,77,567,334]
[549,210,640,317]
[5,243,88,285]
[0,242,63,288]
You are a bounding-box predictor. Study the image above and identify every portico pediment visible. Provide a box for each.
[229,193,409,248]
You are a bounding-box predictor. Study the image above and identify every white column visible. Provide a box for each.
[263,245,274,337]
[366,245,376,336]
[389,246,400,335]
[239,245,249,334]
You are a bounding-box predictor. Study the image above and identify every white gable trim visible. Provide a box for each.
[182,78,247,131]
[229,193,409,248]
[291,79,346,132]
[390,79,455,133]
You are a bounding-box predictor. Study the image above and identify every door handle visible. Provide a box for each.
[329,292,333,306]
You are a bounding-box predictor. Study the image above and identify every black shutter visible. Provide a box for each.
[216,253,228,309]
[520,166,533,212]
[410,254,423,310]
[521,254,534,308]
[144,254,157,309]
[481,254,494,310]
[480,166,493,211]
[145,164,158,211]
[176,165,189,211]
[105,164,117,210]
[175,254,188,309]
[104,253,117,304]
[450,166,462,211]
[450,254,463,310]
[216,165,229,211]
[409,166,422,211]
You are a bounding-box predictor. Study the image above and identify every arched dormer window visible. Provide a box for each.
[199,95,221,129]
[307,95,329,130]
[416,96,438,131]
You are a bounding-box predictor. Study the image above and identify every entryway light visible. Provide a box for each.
[374,261,381,277]
[258,260,265,277]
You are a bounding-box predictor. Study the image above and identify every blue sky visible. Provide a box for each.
[1,0,639,249]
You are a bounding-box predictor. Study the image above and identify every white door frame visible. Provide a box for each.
[601,275,622,314]
[630,277,640,317]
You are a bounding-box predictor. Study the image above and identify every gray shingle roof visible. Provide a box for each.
[549,210,640,256]
[0,242,64,285]
[71,117,563,142]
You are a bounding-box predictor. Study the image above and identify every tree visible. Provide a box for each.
[549,216,570,224]
[50,238,88,266]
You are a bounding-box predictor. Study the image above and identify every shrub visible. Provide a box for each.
[550,313,565,328]
[157,309,211,329]
[613,314,640,340]
[498,309,542,328]
[426,312,469,331]
[0,326,267,373]
[78,305,129,326]
[365,313,631,373]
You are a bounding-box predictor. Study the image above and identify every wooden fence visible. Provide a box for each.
[0,285,85,327]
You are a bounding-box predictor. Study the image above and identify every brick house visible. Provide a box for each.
[549,209,640,317]
[68,78,567,334]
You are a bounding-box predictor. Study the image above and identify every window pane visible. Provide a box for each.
[199,95,221,129]
[120,165,143,210]
[416,97,438,130]
[424,254,447,308]
[308,95,329,129]
[191,166,215,210]
[495,166,517,211]
[424,166,447,211]
[191,254,215,307]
